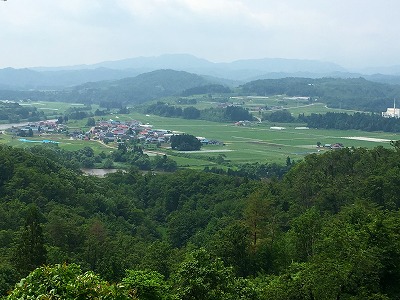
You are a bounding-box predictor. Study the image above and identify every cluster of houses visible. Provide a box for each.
[7,120,66,136]
[86,119,172,144]
[88,119,221,146]
[7,118,222,147]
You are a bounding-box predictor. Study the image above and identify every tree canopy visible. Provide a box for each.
[170,134,202,151]
[1,142,400,298]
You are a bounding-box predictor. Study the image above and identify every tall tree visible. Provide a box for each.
[13,205,47,277]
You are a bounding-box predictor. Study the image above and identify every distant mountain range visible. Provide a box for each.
[0,69,219,105]
[1,68,399,113]
[2,54,400,90]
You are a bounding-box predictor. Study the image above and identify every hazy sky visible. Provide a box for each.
[1,0,399,69]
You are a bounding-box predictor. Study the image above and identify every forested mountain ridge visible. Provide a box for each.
[0,69,220,106]
[2,73,400,112]
[65,69,210,105]
[2,142,400,298]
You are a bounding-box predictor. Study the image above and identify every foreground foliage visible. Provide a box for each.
[1,143,400,298]
[6,264,128,300]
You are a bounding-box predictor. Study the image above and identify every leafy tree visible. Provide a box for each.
[86,117,96,126]
[103,158,114,169]
[139,241,175,277]
[0,264,18,297]
[171,248,236,300]
[182,106,200,119]
[6,264,130,300]
[152,155,178,172]
[287,207,322,262]
[224,106,253,121]
[13,205,47,277]
[167,209,210,247]
[122,270,169,300]
[170,134,201,151]
[84,219,109,272]
[209,221,253,277]
[263,109,295,123]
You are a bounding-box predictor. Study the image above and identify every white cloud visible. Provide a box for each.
[0,0,400,68]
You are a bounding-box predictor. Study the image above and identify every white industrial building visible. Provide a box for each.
[382,100,400,118]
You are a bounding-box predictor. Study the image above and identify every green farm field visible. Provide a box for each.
[2,100,398,167]
[158,95,358,115]
[19,101,92,114]
[117,111,400,164]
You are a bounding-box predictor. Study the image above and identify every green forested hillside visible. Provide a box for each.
[71,69,209,105]
[241,77,400,112]
[1,73,400,113]
[0,70,211,107]
[1,144,400,299]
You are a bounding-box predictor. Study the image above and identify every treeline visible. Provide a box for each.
[0,102,45,123]
[241,77,400,112]
[181,84,232,96]
[2,144,400,298]
[300,111,400,132]
[204,159,294,179]
[264,110,400,132]
[27,143,177,172]
[145,101,254,122]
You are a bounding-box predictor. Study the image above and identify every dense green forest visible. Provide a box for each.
[241,77,400,112]
[2,141,400,298]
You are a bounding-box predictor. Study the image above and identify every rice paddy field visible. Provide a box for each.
[17,101,101,120]
[2,100,399,167]
[120,112,400,165]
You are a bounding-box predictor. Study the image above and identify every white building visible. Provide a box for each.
[382,100,400,118]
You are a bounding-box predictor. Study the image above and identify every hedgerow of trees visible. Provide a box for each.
[262,110,400,133]
[145,102,254,122]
